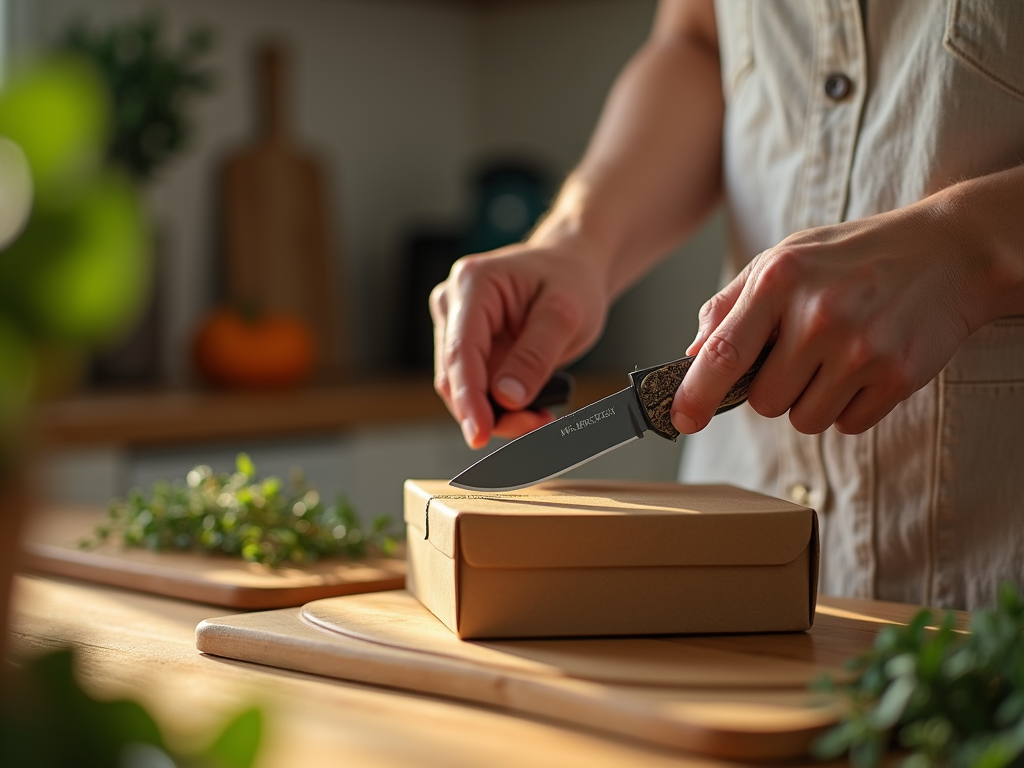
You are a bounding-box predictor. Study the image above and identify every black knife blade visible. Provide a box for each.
[451,345,771,492]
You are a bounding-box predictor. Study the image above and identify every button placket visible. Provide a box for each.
[790,0,869,233]
[782,1,872,599]
[788,483,811,506]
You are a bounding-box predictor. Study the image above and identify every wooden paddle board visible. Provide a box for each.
[22,506,405,609]
[222,43,347,375]
[197,590,942,760]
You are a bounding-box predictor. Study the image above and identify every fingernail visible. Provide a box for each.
[461,417,478,446]
[686,328,705,356]
[671,410,699,434]
[495,377,527,406]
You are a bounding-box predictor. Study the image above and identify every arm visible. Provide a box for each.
[432,0,724,447]
[533,0,723,298]
[671,162,1024,436]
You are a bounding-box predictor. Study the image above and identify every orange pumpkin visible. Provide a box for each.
[193,308,316,388]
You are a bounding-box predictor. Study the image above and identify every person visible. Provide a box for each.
[429,0,1024,611]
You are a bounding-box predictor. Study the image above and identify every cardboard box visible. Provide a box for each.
[404,479,818,639]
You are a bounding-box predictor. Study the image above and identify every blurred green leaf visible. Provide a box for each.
[0,320,33,438]
[0,169,150,343]
[1,648,263,767]
[815,584,1024,767]
[236,452,256,480]
[1,648,166,766]
[0,56,108,204]
[204,708,262,768]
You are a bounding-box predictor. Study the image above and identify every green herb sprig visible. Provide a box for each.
[82,453,398,567]
[815,583,1024,768]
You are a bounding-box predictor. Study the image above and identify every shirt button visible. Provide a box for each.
[824,73,853,101]
[788,483,811,506]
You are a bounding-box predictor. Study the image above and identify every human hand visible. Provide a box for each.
[431,241,609,448]
[670,204,988,436]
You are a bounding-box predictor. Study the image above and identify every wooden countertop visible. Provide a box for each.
[9,573,939,767]
[8,574,729,767]
[33,374,624,448]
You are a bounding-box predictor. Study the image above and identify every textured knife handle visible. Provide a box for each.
[490,371,575,421]
[634,345,773,440]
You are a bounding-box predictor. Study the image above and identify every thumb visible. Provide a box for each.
[490,298,579,410]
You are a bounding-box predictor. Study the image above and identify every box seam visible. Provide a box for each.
[808,510,820,627]
[422,492,539,544]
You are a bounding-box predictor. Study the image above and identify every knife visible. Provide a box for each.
[451,345,772,491]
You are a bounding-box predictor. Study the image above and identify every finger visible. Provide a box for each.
[444,270,501,448]
[490,294,578,410]
[786,364,865,434]
[833,386,901,435]
[686,261,752,356]
[493,409,554,440]
[429,283,454,412]
[745,333,821,419]
[672,276,781,433]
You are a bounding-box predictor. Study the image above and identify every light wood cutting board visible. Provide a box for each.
[196,590,944,760]
[22,507,405,609]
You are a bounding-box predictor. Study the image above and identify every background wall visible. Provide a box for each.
[18,0,480,378]
[476,0,724,370]
[11,0,722,378]
[12,0,725,514]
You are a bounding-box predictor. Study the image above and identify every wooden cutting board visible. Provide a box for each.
[222,43,346,374]
[22,507,404,609]
[196,590,946,760]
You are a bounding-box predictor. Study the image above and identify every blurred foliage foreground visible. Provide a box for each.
[0,52,260,768]
[1,649,260,768]
[817,584,1024,768]
[0,55,148,456]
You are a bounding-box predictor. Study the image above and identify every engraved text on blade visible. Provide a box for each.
[560,407,616,436]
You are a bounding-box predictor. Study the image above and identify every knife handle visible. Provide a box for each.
[490,371,575,421]
[629,345,773,440]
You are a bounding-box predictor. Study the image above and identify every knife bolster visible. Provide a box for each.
[632,359,691,440]
[631,345,772,440]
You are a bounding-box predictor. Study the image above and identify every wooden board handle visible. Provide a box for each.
[258,43,288,142]
[631,345,773,440]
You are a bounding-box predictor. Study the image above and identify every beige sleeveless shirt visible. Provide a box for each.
[682,0,1024,610]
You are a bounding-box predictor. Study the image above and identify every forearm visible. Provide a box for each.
[529,0,724,302]
[931,162,1024,330]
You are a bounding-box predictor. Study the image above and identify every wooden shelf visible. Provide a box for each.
[34,373,625,449]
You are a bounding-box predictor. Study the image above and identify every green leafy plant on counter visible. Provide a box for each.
[1,648,261,768]
[60,15,215,182]
[814,583,1024,768]
[82,453,399,567]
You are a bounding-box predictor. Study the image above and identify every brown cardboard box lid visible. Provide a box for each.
[404,480,814,569]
